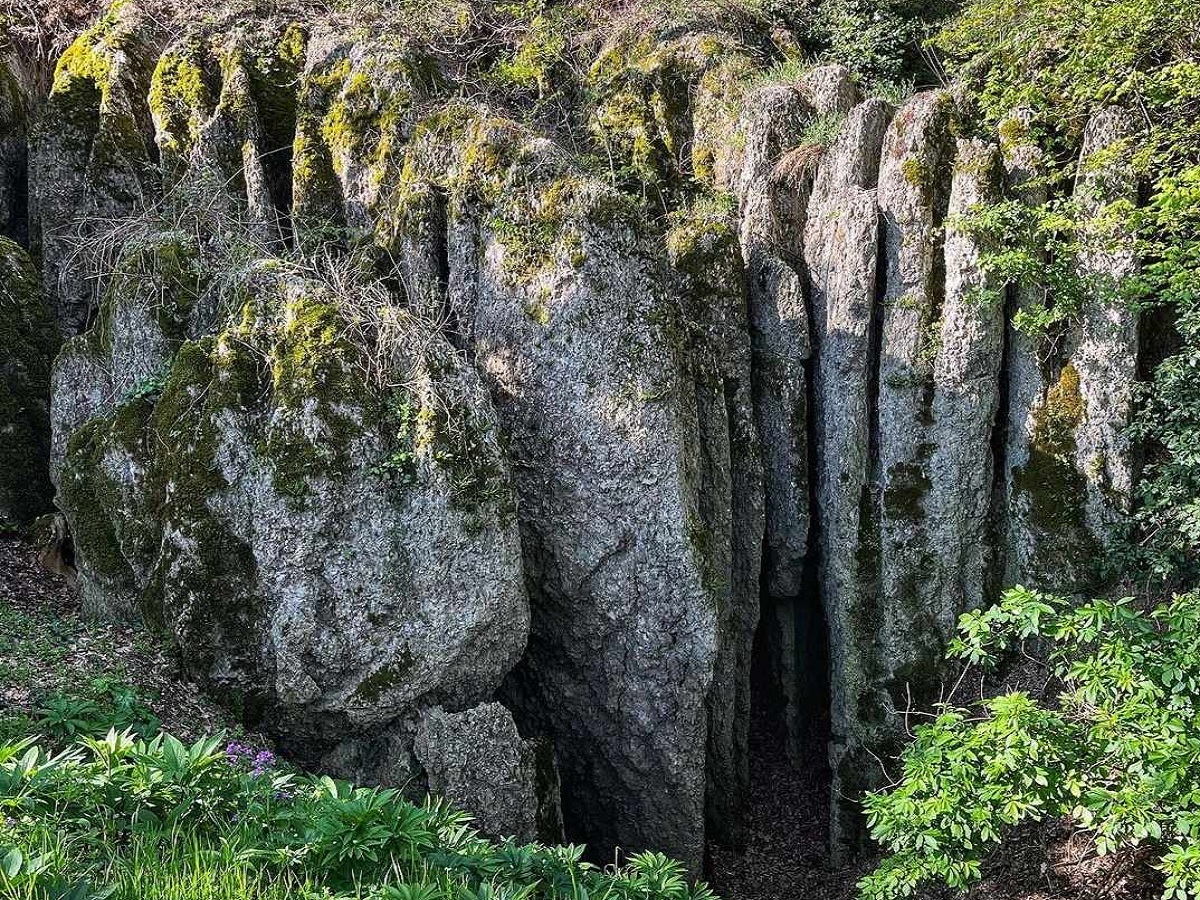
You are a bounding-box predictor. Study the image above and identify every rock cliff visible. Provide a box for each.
[0,2,1145,872]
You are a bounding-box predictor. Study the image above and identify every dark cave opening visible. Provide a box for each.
[709,577,841,899]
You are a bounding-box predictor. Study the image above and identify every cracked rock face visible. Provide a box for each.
[32,2,161,335]
[800,97,890,852]
[9,5,1151,872]
[456,158,748,871]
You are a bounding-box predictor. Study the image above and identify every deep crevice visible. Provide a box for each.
[989,282,1016,598]
[3,147,30,246]
[713,329,836,896]
[430,186,466,351]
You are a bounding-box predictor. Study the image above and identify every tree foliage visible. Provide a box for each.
[863,1,1200,896]
[934,0,1200,581]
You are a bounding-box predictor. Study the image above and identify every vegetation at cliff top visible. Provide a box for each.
[2,0,949,101]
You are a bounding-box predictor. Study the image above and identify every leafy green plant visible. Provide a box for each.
[946,197,1096,335]
[36,680,160,743]
[859,586,1200,899]
[120,371,169,404]
[0,727,716,900]
[38,696,103,740]
[803,0,956,81]
[374,393,419,487]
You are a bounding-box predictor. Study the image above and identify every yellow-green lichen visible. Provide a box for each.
[587,29,740,196]
[901,156,930,188]
[149,42,215,163]
[49,0,154,170]
[1031,361,1084,461]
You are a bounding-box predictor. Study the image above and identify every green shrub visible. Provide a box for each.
[859,586,1200,899]
[803,0,956,82]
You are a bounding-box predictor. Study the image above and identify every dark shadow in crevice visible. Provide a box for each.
[3,148,30,246]
[429,185,468,352]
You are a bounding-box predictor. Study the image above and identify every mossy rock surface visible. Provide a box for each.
[55,245,528,770]
[35,0,163,334]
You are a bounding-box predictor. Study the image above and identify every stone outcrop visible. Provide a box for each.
[31,1,161,334]
[736,80,813,759]
[279,50,769,862]
[415,702,560,843]
[150,24,304,240]
[53,241,531,808]
[438,122,754,869]
[1067,109,1140,540]
[1000,108,1058,587]
[1004,108,1141,590]
[3,3,1151,875]
[800,96,891,851]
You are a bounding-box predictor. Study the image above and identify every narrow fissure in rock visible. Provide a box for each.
[715,184,838,892]
[989,282,1017,598]
[3,151,29,245]
[430,186,467,351]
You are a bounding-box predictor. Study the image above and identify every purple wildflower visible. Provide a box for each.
[225,740,276,776]
[250,749,276,776]
[225,740,254,764]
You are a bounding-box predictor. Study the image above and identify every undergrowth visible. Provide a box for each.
[0,728,716,900]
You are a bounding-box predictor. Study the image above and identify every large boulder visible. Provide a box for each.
[54,246,530,770]
[414,703,561,843]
